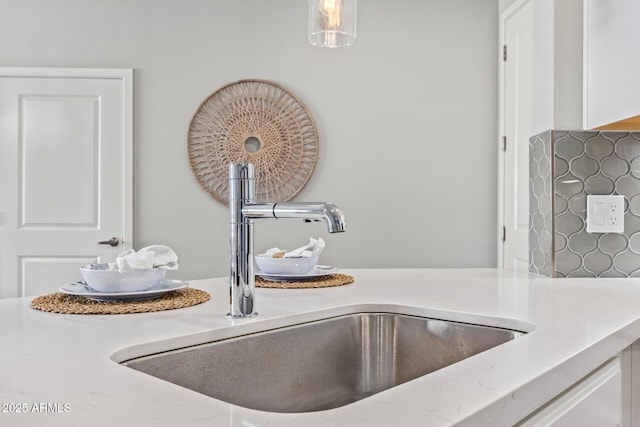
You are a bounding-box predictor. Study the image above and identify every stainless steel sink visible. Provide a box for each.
[121,312,523,412]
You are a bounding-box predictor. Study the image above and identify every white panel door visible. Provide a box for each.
[501,0,533,272]
[0,68,132,298]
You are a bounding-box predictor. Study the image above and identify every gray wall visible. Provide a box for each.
[0,0,499,280]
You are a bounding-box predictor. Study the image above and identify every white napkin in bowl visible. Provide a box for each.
[115,245,179,272]
[263,238,325,258]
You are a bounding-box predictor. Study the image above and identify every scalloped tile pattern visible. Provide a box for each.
[529,130,640,277]
[529,131,553,276]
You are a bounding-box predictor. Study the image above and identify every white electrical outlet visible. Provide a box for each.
[586,195,625,233]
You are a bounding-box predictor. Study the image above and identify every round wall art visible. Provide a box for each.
[187,79,319,205]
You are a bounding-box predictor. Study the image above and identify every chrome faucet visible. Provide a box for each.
[228,162,346,318]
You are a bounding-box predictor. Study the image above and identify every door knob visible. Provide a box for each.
[98,237,120,247]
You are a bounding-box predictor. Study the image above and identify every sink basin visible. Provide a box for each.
[121,312,523,413]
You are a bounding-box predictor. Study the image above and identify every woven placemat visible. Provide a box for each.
[255,273,354,289]
[30,288,210,315]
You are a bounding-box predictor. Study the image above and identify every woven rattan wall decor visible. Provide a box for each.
[187,79,319,205]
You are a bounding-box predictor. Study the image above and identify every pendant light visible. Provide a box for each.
[307,0,357,48]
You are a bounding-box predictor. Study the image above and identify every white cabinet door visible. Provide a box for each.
[0,68,133,298]
[516,357,623,427]
[584,0,640,129]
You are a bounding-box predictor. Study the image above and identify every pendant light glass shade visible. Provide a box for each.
[307,0,357,48]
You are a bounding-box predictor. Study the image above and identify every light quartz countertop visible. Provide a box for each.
[3,268,640,426]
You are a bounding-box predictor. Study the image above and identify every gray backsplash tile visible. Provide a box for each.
[529,130,640,277]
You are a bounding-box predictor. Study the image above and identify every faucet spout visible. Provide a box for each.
[242,202,347,233]
[227,162,346,319]
[273,202,346,233]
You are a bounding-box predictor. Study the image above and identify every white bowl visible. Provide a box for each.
[255,255,319,275]
[80,266,166,293]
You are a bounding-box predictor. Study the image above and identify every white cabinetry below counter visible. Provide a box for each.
[516,356,624,426]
